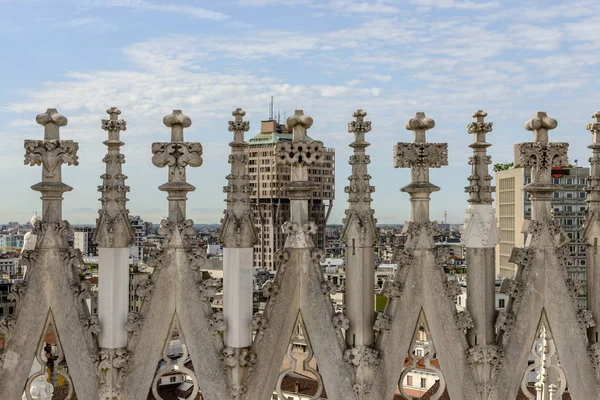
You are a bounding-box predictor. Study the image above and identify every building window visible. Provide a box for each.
[421,378,427,388]
[406,376,413,386]
[499,298,505,308]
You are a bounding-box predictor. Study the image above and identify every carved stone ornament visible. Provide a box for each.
[374,313,392,332]
[394,142,449,169]
[403,221,440,238]
[462,205,499,248]
[275,140,325,166]
[97,348,131,399]
[578,310,596,332]
[495,311,516,336]
[24,139,79,178]
[332,312,350,330]
[445,279,463,299]
[455,310,475,330]
[466,344,502,367]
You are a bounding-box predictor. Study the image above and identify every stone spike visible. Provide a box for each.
[228,107,250,143]
[587,111,600,143]
[36,108,68,140]
[342,109,376,348]
[405,111,435,142]
[524,111,558,144]
[286,109,313,141]
[394,112,447,227]
[516,111,567,225]
[274,109,324,248]
[25,108,78,223]
[152,109,202,226]
[95,106,133,249]
[466,110,494,204]
[163,109,192,142]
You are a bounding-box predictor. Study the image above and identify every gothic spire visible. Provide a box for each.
[94,107,133,248]
[466,110,494,204]
[342,109,376,245]
[219,108,257,248]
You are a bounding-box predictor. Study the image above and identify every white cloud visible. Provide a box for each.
[94,0,229,20]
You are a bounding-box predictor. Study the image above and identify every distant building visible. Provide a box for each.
[496,166,588,308]
[246,119,335,270]
[73,226,96,256]
[0,233,24,253]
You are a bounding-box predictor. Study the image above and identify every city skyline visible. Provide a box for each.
[1,0,599,225]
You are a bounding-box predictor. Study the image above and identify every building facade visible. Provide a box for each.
[73,226,96,256]
[496,166,588,308]
[245,119,335,270]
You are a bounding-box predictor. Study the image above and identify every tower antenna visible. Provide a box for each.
[269,95,274,121]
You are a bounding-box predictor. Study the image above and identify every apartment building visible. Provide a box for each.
[496,166,588,308]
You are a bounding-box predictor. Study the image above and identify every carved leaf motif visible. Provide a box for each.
[24,140,79,178]
[394,142,448,168]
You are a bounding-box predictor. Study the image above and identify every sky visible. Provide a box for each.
[1,0,599,225]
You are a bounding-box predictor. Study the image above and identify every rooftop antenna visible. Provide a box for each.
[277,110,281,124]
[444,209,447,225]
[269,95,274,121]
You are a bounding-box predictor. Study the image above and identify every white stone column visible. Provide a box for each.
[94,107,134,396]
[462,111,499,390]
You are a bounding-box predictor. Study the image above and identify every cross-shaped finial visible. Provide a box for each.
[228,108,250,142]
[467,110,493,143]
[348,109,371,143]
[36,108,68,141]
[101,107,126,141]
[406,112,435,142]
[524,111,558,144]
[587,111,600,143]
[286,110,313,141]
[163,110,192,142]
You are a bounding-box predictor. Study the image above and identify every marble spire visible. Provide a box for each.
[342,109,377,348]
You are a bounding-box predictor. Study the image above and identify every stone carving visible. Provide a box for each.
[495,311,516,336]
[262,280,279,298]
[198,278,217,302]
[353,383,372,395]
[332,312,350,330]
[462,205,499,248]
[374,313,391,332]
[276,315,324,400]
[97,348,131,399]
[455,311,475,330]
[124,312,143,347]
[509,247,534,269]
[578,310,596,332]
[158,218,196,245]
[403,221,440,238]
[466,344,502,366]
[588,343,600,373]
[275,140,325,166]
[320,280,337,296]
[394,142,448,169]
[445,279,463,299]
[520,323,567,399]
[384,280,403,299]
[94,107,134,248]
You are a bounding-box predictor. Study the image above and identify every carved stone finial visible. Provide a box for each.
[219,108,257,248]
[395,112,447,231]
[152,110,202,224]
[517,111,567,229]
[101,107,127,140]
[286,109,313,141]
[95,107,133,248]
[524,111,558,144]
[228,108,250,143]
[405,111,435,142]
[348,109,371,143]
[25,108,78,223]
[36,108,68,140]
[587,111,600,142]
[465,110,494,204]
[163,110,192,142]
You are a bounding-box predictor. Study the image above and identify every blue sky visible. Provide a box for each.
[1,0,599,225]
